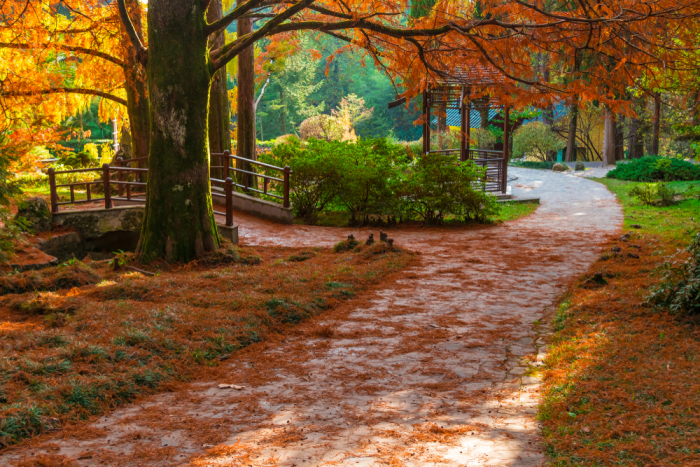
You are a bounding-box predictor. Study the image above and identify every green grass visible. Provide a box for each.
[493,201,538,222]
[592,178,700,240]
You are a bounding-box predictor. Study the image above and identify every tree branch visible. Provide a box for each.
[0,42,125,67]
[1,87,127,106]
[204,0,269,37]
[212,0,316,70]
[117,0,148,65]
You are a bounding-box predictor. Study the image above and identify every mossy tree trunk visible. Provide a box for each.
[207,0,231,168]
[136,0,220,263]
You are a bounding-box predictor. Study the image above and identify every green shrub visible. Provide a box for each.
[299,115,345,142]
[263,139,344,224]
[512,121,565,161]
[629,182,677,206]
[336,138,404,225]
[509,160,557,170]
[397,153,497,224]
[606,156,700,182]
[649,233,700,315]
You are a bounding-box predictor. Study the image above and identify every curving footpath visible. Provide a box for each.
[2,169,622,466]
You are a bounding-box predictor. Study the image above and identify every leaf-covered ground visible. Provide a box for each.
[0,241,415,448]
[540,179,700,466]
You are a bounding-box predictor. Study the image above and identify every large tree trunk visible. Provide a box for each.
[565,100,578,162]
[652,92,661,155]
[120,0,149,179]
[602,106,617,165]
[137,0,219,263]
[615,116,625,161]
[237,7,255,187]
[207,0,231,159]
[627,110,641,159]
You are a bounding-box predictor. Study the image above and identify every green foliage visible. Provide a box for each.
[508,160,558,170]
[0,136,24,262]
[58,149,98,169]
[397,153,497,224]
[335,138,404,225]
[265,139,344,224]
[470,128,497,150]
[512,121,565,161]
[299,114,345,142]
[649,233,700,315]
[264,138,499,226]
[606,156,700,182]
[629,182,677,206]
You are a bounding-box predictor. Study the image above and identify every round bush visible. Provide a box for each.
[299,115,344,142]
[606,156,700,181]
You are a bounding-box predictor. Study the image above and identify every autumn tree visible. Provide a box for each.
[6,0,700,262]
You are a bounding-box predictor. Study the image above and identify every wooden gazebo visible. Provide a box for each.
[421,68,511,194]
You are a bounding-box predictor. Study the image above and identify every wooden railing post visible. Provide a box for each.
[225,177,233,227]
[223,150,230,181]
[48,168,58,213]
[103,163,112,209]
[283,166,291,209]
[502,106,510,193]
[116,157,124,197]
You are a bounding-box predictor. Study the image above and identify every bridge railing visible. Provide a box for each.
[47,152,291,229]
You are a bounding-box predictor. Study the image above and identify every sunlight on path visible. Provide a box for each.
[3,169,622,466]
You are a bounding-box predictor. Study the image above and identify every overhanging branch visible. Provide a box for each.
[2,88,127,106]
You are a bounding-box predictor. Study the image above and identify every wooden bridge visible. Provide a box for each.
[47,151,292,227]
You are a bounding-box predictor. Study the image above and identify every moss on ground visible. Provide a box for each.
[0,243,415,448]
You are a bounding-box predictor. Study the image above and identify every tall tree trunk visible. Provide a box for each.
[207,0,230,181]
[603,106,617,165]
[615,116,625,161]
[627,108,641,159]
[237,6,255,187]
[207,0,230,159]
[137,0,219,263]
[279,88,286,134]
[565,100,578,162]
[120,0,149,178]
[652,92,661,155]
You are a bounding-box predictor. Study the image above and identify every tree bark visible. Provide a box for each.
[565,100,578,162]
[652,92,661,155]
[207,0,231,159]
[279,87,286,134]
[120,0,149,179]
[237,6,255,187]
[615,115,625,161]
[137,0,219,263]
[603,106,617,165]
[627,109,641,159]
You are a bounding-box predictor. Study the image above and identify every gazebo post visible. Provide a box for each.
[460,86,467,162]
[466,93,471,160]
[502,106,510,193]
[423,87,431,155]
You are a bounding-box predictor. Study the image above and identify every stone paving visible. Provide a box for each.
[2,169,622,466]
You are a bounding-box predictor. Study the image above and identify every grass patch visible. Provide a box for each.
[493,201,538,222]
[540,179,700,466]
[0,243,415,447]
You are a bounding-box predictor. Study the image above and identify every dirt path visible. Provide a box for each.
[3,169,622,466]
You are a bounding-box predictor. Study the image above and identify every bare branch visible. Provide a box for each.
[1,87,127,106]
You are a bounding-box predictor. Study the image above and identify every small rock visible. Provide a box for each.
[631,224,642,229]
[366,232,374,246]
[15,197,52,233]
[387,238,394,247]
[619,232,632,242]
[611,246,621,252]
[627,253,639,259]
[380,231,388,242]
[347,234,354,240]
[575,161,585,171]
[552,163,567,172]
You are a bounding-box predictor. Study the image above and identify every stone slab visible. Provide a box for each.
[212,187,293,224]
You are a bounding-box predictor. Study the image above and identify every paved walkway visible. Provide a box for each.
[3,169,622,466]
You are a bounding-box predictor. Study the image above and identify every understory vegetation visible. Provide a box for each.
[606,156,700,182]
[260,138,500,226]
[0,241,414,447]
[539,178,700,466]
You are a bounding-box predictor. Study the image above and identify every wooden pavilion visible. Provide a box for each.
[420,68,511,194]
